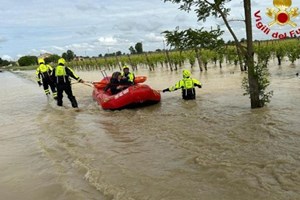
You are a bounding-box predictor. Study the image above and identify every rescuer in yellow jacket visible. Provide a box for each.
[121,65,135,84]
[162,69,202,100]
[35,58,57,99]
[51,58,84,108]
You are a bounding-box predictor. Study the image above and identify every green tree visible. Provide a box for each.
[62,50,76,61]
[162,27,223,71]
[18,56,37,66]
[162,27,186,70]
[274,44,286,66]
[44,54,60,64]
[183,27,224,71]
[129,46,136,54]
[164,0,268,108]
[116,51,122,56]
[135,42,143,54]
[162,26,185,52]
[0,58,10,66]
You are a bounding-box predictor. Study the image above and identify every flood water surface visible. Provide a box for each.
[0,62,300,200]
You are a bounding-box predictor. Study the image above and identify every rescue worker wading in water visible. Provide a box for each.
[162,69,202,100]
[36,58,57,99]
[51,58,84,108]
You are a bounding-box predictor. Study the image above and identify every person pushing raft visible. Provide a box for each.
[51,58,84,108]
[35,58,57,100]
[162,69,202,100]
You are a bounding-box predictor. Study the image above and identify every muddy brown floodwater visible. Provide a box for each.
[0,60,299,200]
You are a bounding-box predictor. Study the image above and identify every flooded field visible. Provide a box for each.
[0,60,300,200]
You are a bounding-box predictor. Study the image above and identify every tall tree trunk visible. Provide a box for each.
[244,0,261,108]
[216,3,247,72]
[277,55,281,65]
[195,48,203,72]
[204,62,208,70]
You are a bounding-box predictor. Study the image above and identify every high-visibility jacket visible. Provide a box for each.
[169,77,201,91]
[36,64,53,82]
[52,65,81,84]
[168,77,202,100]
[121,72,135,83]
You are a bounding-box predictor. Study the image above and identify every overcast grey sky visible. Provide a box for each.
[1,0,299,60]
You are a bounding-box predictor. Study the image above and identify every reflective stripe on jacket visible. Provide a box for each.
[169,78,201,91]
[53,65,80,84]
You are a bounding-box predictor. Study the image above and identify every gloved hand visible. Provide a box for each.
[37,81,42,87]
[78,79,84,83]
[198,85,202,88]
[162,89,169,93]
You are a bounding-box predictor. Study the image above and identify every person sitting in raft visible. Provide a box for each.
[104,72,131,95]
[121,65,135,85]
[162,69,202,100]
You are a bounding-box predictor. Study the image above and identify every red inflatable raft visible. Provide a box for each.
[92,76,161,110]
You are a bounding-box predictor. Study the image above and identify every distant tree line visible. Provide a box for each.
[98,42,144,57]
[101,51,124,57]
[15,41,145,67]
[18,56,37,66]
[0,58,12,66]
[17,50,76,66]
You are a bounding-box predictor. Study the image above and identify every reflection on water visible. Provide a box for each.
[0,60,300,200]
